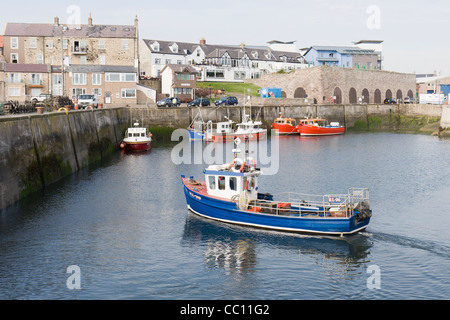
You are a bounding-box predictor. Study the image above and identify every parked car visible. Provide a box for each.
[214,96,238,106]
[383,98,397,105]
[188,98,211,107]
[157,97,181,107]
[78,95,98,109]
[31,94,52,102]
[403,97,416,104]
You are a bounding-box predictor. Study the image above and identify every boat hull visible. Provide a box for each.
[272,123,298,135]
[298,125,345,136]
[182,178,370,236]
[188,128,204,141]
[209,130,267,142]
[124,141,151,152]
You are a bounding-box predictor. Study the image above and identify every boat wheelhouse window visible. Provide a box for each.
[218,176,226,190]
[128,133,132,137]
[141,133,145,137]
[229,177,237,191]
[208,176,216,190]
[134,133,139,137]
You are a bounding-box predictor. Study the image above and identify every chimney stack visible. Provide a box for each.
[88,13,93,26]
[200,38,206,45]
[134,15,139,28]
[54,17,60,26]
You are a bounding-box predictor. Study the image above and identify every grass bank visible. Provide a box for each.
[197,82,261,97]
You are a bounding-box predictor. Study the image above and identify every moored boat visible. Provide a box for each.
[120,121,152,152]
[181,139,371,236]
[271,113,298,135]
[297,118,345,136]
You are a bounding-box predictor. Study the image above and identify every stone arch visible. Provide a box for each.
[407,90,414,98]
[349,87,357,104]
[396,90,403,100]
[362,88,370,103]
[385,89,392,100]
[294,87,307,98]
[374,89,382,103]
[333,87,342,104]
[281,91,286,98]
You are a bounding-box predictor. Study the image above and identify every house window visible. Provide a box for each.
[121,88,136,98]
[30,74,41,85]
[92,88,102,96]
[11,53,18,64]
[63,39,68,50]
[9,73,20,83]
[122,40,129,50]
[106,73,121,82]
[29,38,37,48]
[177,60,182,64]
[72,88,86,97]
[80,56,87,64]
[36,54,44,64]
[99,40,105,50]
[165,59,171,65]
[99,55,106,65]
[92,73,102,85]
[11,37,18,49]
[155,58,161,65]
[47,40,53,49]
[9,88,20,96]
[72,73,87,85]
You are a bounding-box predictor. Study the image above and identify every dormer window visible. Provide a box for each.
[152,41,160,51]
[252,51,258,59]
[170,43,178,53]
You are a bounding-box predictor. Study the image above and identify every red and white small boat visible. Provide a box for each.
[297,118,345,136]
[120,121,152,152]
[271,114,298,135]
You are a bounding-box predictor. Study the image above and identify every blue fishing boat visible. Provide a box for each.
[181,139,372,236]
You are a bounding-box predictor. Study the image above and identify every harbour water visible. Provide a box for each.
[0,132,449,300]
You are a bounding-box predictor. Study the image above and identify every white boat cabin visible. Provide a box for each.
[204,158,261,202]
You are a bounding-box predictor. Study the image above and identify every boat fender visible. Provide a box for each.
[231,158,245,172]
[120,142,125,149]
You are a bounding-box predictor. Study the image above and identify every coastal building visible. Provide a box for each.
[160,64,197,102]
[1,15,140,105]
[303,45,380,70]
[139,38,307,82]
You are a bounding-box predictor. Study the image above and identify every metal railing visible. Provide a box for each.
[246,188,369,218]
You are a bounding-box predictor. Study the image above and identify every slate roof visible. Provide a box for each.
[5,63,49,73]
[4,22,137,38]
[160,64,197,74]
[142,39,304,63]
[306,46,377,55]
[67,65,137,73]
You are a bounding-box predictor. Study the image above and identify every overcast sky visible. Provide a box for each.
[1,0,449,75]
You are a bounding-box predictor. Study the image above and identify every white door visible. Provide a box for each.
[105,92,111,104]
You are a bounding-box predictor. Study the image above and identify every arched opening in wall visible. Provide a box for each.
[407,90,414,98]
[374,89,381,103]
[362,88,369,103]
[396,90,403,101]
[294,87,307,98]
[333,87,342,104]
[281,91,286,98]
[349,87,357,104]
[385,89,392,100]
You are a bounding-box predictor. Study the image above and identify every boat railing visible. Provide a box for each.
[251,188,369,218]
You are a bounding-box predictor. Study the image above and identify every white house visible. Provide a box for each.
[140,38,308,83]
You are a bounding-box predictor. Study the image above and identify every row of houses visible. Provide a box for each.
[0,14,385,105]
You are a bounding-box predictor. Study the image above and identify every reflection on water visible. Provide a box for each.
[182,213,373,280]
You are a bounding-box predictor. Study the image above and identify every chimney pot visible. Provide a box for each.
[54,16,60,26]
[200,38,206,45]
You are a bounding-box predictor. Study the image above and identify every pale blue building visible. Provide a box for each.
[303,46,378,69]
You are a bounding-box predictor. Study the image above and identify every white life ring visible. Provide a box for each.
[231,158,245,172]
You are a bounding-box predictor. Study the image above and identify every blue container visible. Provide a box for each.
[261,87,281,98]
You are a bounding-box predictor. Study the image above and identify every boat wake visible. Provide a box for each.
[364,231,450,259]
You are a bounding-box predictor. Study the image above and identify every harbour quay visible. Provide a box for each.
[0,102,445,211]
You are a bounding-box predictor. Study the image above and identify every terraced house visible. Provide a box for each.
[1,14,139,105]
[140,38,307,82]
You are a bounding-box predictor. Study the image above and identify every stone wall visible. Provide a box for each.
[0,107,129,210]
[246,65,416,105]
